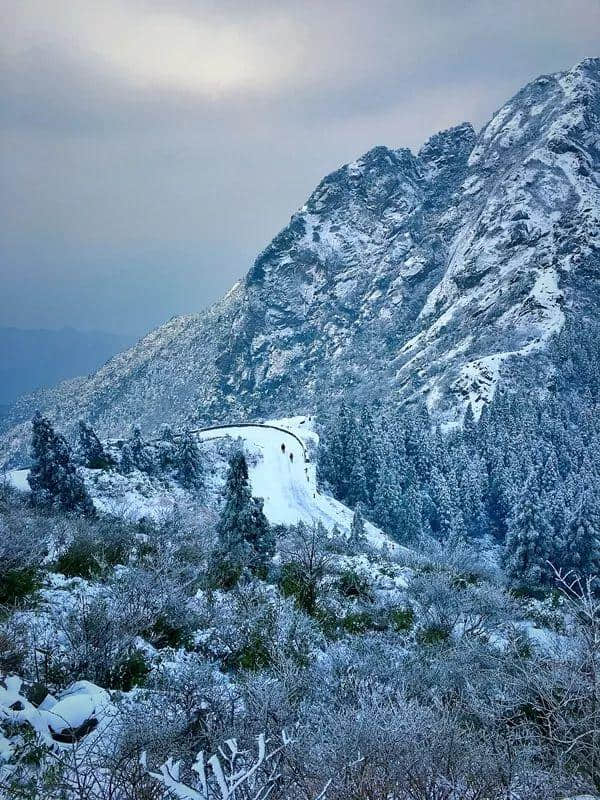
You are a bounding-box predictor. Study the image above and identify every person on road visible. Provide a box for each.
[281,443,285,453]
[290,452,294,463]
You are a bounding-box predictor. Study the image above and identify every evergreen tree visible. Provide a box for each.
[28,412,95,516]
[349,505,366,547]
[175,429,203,490]
[373,468,404,540]
[347,456,368,507]
[156,424,177,472]
[397,484,424,543]
[129,426,155,474]
[504,471,554,585]
[462,403,477,444]
[428,468,466,545]
[243,496,274,572]
[118,441,135,474]
[214,451,273,581]
[77,420,113,470]
[562,491,600,576]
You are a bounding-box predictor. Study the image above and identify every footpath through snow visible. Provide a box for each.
[197,417,390,548]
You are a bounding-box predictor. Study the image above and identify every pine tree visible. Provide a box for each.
[175,429,203,490]
[562,491,600,576]
[347,456,368,507]
[118,441,135,474]
[373,469,404,540]
[463,403,477,443]
[397,484,424,543]
[156,424,177,472]
[428,468,466,545]
[242,496,274,572]
[28,413,55,507]
[28,413,95,516]
[77,420,113,470]
[504,470,554,585]
[129,426,155,474]
[349,505,366,547]
[214,451,272,581]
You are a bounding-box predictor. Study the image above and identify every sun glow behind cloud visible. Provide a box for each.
[8,1,304,96]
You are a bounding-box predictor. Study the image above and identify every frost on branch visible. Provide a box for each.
[143,730,294,800]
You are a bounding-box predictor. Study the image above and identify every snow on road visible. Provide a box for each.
[199,418,392,549]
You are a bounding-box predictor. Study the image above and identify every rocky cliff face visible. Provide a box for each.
[2,58,599,466]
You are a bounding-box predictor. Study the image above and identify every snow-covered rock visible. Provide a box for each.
[0,676,111,750]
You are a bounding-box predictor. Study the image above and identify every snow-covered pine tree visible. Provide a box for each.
[349,504,366,547]
[156,424,177,472]
[28,412,95,516]
[175,429,203,490]
[428,468,466,546]
[129,426,156,474]
[504,470,554,585]
[118,440,135,474]
[373,468,404,540]
[397,484,424,543]
[77,420,113,470]
[243,496,274,573]
[215,451,272,580]
[562,491,600,576]
[28,412,55,507]
[462,403,477,444]
[347,456,369,507]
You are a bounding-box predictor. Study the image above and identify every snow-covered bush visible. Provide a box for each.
[0,484,48,605]
[195,582,323,673]
[278,522,333,616]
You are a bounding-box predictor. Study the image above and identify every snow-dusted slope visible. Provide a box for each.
[198,419,388,546]
[1,58,599,466]
[6,418,393,548]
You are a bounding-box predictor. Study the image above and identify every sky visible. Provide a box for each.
[1,1,599,337]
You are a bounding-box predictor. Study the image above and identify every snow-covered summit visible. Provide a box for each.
[1,58,599,465]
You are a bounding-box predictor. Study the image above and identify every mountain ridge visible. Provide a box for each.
[1,57,599,467]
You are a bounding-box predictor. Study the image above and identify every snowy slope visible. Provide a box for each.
[1,58,599,465]
[198,419,390,547]
[5,417,394,549]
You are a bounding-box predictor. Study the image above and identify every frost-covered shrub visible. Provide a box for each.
[196,583,322,672]
[278,522,333,616]
[417,622,451,645]
[55,536,103,579]
[409,570,514,641]
[51,592,144,687]
[336,569,373,601]
[279,561,317,614]
[0,568,40,605]
[0,617,29,674]
[0,485,48,604]
[389,606,414,631]
[340,610,384,634]
[54,516,136,578]
[110,649,150,691]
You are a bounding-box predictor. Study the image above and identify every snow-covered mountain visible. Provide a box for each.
[1,58,599,466]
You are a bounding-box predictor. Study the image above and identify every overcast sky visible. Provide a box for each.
[2,1,599,336]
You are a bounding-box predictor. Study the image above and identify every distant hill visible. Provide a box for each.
[0,327,136,405]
